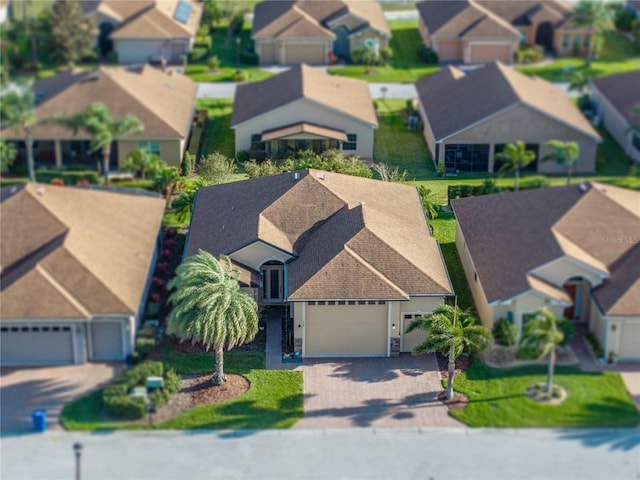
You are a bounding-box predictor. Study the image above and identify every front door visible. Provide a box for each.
[262,266,284,304]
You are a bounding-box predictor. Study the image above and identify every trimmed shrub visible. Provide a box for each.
[104,395,146,419]
[135,337,156,357]
[577,93,592,112]
[585,331,604,358]
[106,50,118,64]
[35,169,100,185]
[558,317,576,347]
[181,151,194,176]
[517,345,538,360]
[194,37,212,54]
[514,44,544,64]
[350,46,380,66]
[232,69,248,82]
[236,150,250,163]
[493,318,517,346]
[188,47,208,63]
[164,369,182,395]
[418,45,438,64]
[380,46,393,63]
[239,51,259,65]
[207,55,220,71]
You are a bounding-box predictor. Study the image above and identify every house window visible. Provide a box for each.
[377,301,386,305]
[445,144,489,172]
[519,30,528,44]
[343,134,357,150]
[562,35,569,48]
[338,301,346,305]
[573,35,580,48]
[358,300,366,305]
[348,301,356,305]
[251,134,264,151]
[138,141,161,155]
[633,134,640,151]
[308,301,316,306]
[317,301,326,305]
[328,301,336,305]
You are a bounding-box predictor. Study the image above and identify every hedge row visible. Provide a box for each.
[35,169,100,185]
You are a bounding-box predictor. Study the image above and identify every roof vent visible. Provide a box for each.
[577,183,589,193]
[9,186,18,194]
[293,172,300,182]
[594,184,607,193]
[36,187,46,196]
[166,82,174,88]
[359,201,365,206]
[221,224,225,231]
[316,172,325,180]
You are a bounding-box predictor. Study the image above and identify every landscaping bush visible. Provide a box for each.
[577,94,592,112]
[103,395,146,419]
[232,69,248,82]
[188,47,208,63]
[585,331,604,358]
[236,150,250,163]
[418,45,438,64]
[350,46,381,66]
[514,44,545,64]
[164,369,182,394]
[380,46,393,64]
[35,169,100,185]
[493,318,517,347]
[519,176,549,190]
[239,51,260,65]
[207,55,220,71]
[517,345,538,360]
[135,337,156,357]
[194,37,212,54]
[558,317,576,347]
[106,50,118,64]
[181,151,194,176]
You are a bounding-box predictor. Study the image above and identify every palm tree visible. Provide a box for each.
[0,86,37,181]
[406,301,491,400]
[493,141,536,191]
[573,0,614,67]
[542,140,579,185]
[167,251,259,386]
[46,102,144,181]
[418,185,440,220]
[568,71,590,96]
[0,141,17,173]
[520,308,564,395]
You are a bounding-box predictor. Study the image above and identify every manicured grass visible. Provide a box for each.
[450,360,640,427]
[381,1,418,11]
[329,20,439,83]
[595,126,635,176]
[185,65,273,83]
[517,32,640,81]
[61,347,304,431]
[196,98,235,159]
[373,98,435,179]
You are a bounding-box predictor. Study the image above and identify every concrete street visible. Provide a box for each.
[1,428,638,479]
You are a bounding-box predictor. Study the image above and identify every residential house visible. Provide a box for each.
[84,0,202,64]
[417,0,592,64]
[1,65,198,174]
[0,183,165,366]
[252,0,391,65]
[0,0,9,24]
[231,64,378,159]
[452,183,640,361]
[185,169,453,357]
[415,61,601,174]
[627,0,640,19]
[590,70,640,162]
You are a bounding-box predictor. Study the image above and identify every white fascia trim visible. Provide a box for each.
[287,297,408,302]
[529,255,609,281]
[496,288,572,307]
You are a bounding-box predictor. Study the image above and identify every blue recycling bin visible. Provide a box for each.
[32,409,47,432]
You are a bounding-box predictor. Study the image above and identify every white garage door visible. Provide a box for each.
[305,302,387,356]
[0,325,74,366]
[115,40,162,64]
[469,44,512,63]
[618,322,640,360]
[285,44,325,64]
[91,321,124,360]
[401,313,428,353]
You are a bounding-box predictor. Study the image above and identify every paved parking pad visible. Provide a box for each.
[294,354,462,429]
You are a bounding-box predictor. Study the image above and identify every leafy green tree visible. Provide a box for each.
[406,302,491,400]
[542,140,579,185]
[519,308,565,395]
[1,86,37,181]
[123,149,164,180]
[202,0,225,28]
[568,71,590,95]
[493,141,536,191]
[167,251,259,385]
[0,141,17,173]
[198,152,237,184]
[46,102,144,181]
[49,0,97,66]
[374,162,409,183]
[153,165,181,198]
[418,185,440,221]
[573,0,614,67]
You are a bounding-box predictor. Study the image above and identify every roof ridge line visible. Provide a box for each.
[35,263,91,318]
[343,245,408,298]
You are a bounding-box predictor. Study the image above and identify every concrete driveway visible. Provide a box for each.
[293,353,462,429]
[0,363,122,432]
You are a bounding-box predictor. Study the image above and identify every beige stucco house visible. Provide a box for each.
[1,66,198,174]
[231,64,378,160]
[415,62,601,174]
[85,0,202,64]
[417,0,593,64]
[252,0,391,65]
[591,71,640,162]
[452,183,640,361]
[185,169,453,357]
[0,183,165,366]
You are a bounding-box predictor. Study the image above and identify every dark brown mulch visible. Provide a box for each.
[436,353,471,380]
[437,390,470,411]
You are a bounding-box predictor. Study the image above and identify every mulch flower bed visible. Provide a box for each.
[435,353,472,411]
[437,391,469,410]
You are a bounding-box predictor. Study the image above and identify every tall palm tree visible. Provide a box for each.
[167,250,259,386]
[46,102,144,181]
[520,308,564,395]
[542,140,579,185]
[573,0,614,67]
[0,86,37,181]
[406,301,491,400]
[493,141,536,191]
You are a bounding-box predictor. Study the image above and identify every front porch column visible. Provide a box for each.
[54,140,62,168]
[488,144,495,173]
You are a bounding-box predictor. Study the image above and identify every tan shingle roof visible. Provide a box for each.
[1,184,166,319]
[1,66,198,140]
[253,0,389,39]
[415,61,600,141]
[591,71,640,126]
[231,64,378,127]
[452,183,640,316]
[476,0,573,26]
[186,170,452,300]
[262,122,348,142]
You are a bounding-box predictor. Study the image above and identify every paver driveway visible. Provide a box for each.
[293,353,463,429]
[0,363,122,432]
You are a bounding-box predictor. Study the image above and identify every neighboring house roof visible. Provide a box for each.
[85,0,202,39]
[415,61,600,142]
[591,70,640,126]
[476,0,574,26]
[186,169,453,300]
[230,64,378,128]
[0,183,165,319]
[262,122,348,142]
[416,0,520,39]
[0,66,198,140]
[252,0,390,39]
[451,183,640,316]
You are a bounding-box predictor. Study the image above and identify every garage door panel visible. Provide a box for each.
[437,41,461,61]
[1,326,74,365]
[91,321,124,360]
[260,43,276,63]
[470,45,512,63]
[618,323,640,360]
[285,44,325,64]
[305,303,387,356]
[401,315,428,353]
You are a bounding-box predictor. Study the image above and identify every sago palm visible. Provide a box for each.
[520,308,564,395]
[407,302,491,400]
[494,141,536,191]
[542,140,579,185]
[167,250,259,385]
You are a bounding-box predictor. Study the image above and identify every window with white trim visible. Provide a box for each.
[343,133,357,150]
[138,141,161,155]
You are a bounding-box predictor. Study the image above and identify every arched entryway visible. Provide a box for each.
[260,260,285,305]
[563,276,591,322]
[535,22,554,52]
[333,26,349,58]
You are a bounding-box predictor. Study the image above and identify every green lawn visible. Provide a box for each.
[329,20,439,82]
[450,361,640,427]
[185,64,273,83]
[518,32,640,81]
[61,348,303,431]
[196,98,235,159]
[373,98,435,179]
